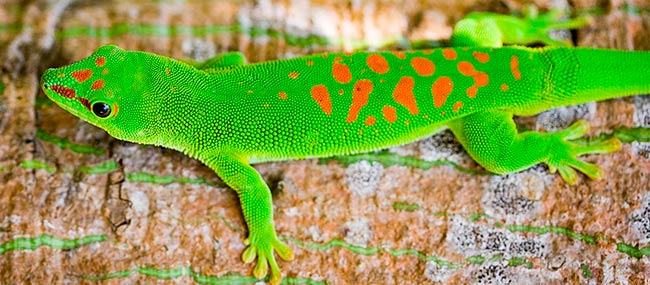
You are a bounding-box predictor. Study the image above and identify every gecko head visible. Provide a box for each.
[41,45,161,143]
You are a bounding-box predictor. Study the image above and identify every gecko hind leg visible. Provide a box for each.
[447,111,621,184]
[451,8,589,48]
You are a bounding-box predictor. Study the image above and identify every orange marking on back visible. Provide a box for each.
[472,51,490,63]
[310,85,332,116]
[458,61,488,98]
[392,76,419,115]
[391,50,406,59]
[346,80,373,123]
[332,57,352,84]
[91,79,104,91]
[475,72,489,87]
[432,76,453,108]
[366,54,389,74]
[457,61,475,76]
[510,55,521,80]
[306,60,314,66]
[102,68,109,75]
[289,71,299,79]
[382,106,397,123]
[442,48,457,60]
[423,50,433,55]
[338,89,344,95]
[453,101,463,112]
[71,69,92,83]
[364,116,376,126]
[500,83,509,91]
[95,57,106,67]
[278,91,287,100]
[410,57,435,76]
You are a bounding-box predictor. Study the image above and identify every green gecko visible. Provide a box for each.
[40,10,649,284]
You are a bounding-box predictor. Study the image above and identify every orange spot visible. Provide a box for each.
[366,54,389,74]
[346,80,373,123]
[404,119,410,126]
[392,76,419,115]
[310,85,332,116]
[102,68,109,75]
[500,84,509,91]
[364,116,376,126]
[332,57,352,84]
[91,79,104,91]
[472,51,490,63]
[510,55,521,80]
[95,57,106,67]
[457,61,475,76]
[382,106,397,123]
[410,57,435,76]
[458,61,488,98]
[278,91,287,100]
[112,103,119,118]
[71,69,92,83]
[391,50,406,59]
[475,72,489,87]
[289,72,299,79]
[338,89,344,95]
[432,76,453,108]
[442,48,457,60]
[423,50,433,55]
[306,60,314,66]
[453,101,463,112]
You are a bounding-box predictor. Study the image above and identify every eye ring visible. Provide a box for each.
[92,102,111,118]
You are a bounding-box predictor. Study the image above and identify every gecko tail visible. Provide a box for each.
[557,48,650,104]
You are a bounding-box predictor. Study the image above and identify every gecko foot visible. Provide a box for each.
[242,226,294,285]
[545,120,621,184]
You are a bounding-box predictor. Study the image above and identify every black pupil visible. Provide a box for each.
[92,102,111,118]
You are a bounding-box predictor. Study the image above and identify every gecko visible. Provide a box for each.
[40,10,649,284]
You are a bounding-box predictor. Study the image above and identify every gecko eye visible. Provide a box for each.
[92,102,111,118]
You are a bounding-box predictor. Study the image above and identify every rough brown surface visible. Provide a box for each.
[0,0,649,284]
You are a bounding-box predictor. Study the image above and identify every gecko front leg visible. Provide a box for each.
[202,153,293,284]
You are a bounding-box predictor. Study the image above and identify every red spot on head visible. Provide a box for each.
[500,83,509,91]
[443,48,457,60]
[278,91,287,100]
[391,51,406,60]
[382,105,397,123]
[472,51,490,63]
[289,72,299,79]
[332,57,352,84]
[364,116,376,126]
[392,76,419,115]
[310,85,332,115]
[366,54,389,74]
[50,85,76,98]
[71,69,92,83]
[453,101,463,112]
[91,79,105,91]
[510,55,521,80]
[346,80,373,123]
[432,76,453,108]
[95,56,106,67]
[410,57,435,76]
[77,97,91,110]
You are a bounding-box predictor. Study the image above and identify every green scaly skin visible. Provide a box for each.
[41,11,649,284]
